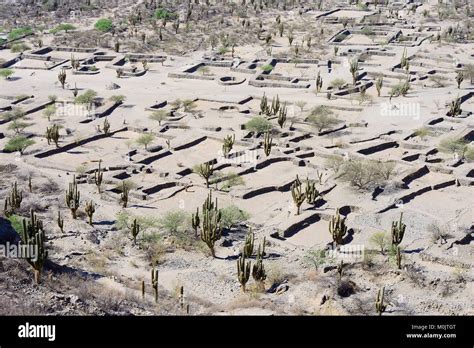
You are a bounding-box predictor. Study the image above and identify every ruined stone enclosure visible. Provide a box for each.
[0,0,473,316]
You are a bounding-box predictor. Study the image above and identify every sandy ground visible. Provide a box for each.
[0,0,473,315]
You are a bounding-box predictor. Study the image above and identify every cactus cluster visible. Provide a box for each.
[20,210,48,284]
[375,286,387,316]
[448,96,462,117]
[259,93,282,117]
[58,68,67,89]
[70,54,80,70]
[391,213,406,246]
[45,124,60,148]
[350,58,359,85]
[85,200,95,225]
[197,162,214,188]
[263,132,273,157]
[243,228,255,257]
[65,176,80,219]
[120,181,129,208]
[4,181,22,216]
[222,134,235,157]
[291,175,306,215]
[260,93,270,116]
[305,178,320,205]
[252,237,266,290]
[237,254,251,292]
[277,103,287,128]
[271,95,280,115]
[329,208,348,246]
[103,117,111,136]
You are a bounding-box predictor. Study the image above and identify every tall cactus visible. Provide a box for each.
[130,218,140,245]
[350,58,359,85]
[316,71,323,93]
[396,246,402,270]
[120,181,129,208]
[263,132,273,157]
[4,181,22,216]
[65,176,80,219]
[103,117,111,136]
[197,162,214,188]
[391,212,406,246]
[376,75,383,97]
[58,68,67,89]
[222,134,235,157]
[191,208,200,237]
[305,178,320,205]
[20,210,47,284]
[237,254,251,292]
[329,208,347,246]
[291,175,306,215]
[271,95,280,115]
[179,286,185,310]
[201,201,222,258]
[57,210,64,233]
[259,93,269,116]
[85,200,95,225]
[278,103,287,128]
[375,286,387,316]
[94,160,103,193]
[243,227,255,258]
[252,238,266,290]
[455,71,464,89]
[151,267,159,303]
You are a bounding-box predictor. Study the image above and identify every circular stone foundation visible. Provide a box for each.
[218,76,246,86]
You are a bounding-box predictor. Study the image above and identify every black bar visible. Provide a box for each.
[0,315,470,347]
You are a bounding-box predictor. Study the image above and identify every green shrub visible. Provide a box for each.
[155,8,177,20]
[261,64,274,73]
[7,215,23,233]
[7,27,33,40]
[4,136,35,155]
[303,248,334,271]
[220,205,250,229]
[221,172,245,191]
[0,68,14,79]
[369,232,389,254]
[307,113,341,133]
[94,19,113,32]
[10,43,30,53]
[245,117,273,133]
[51,23,76,33]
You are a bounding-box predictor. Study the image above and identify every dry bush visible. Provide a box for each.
[338,159,396,190]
